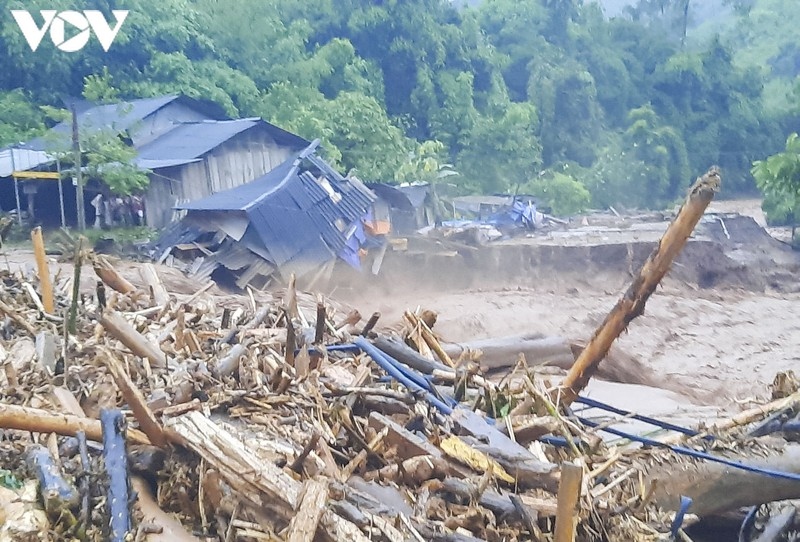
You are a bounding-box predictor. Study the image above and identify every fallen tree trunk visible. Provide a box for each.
[650,442,800,517]
[555,167,721,406]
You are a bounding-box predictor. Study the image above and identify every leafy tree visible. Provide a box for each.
[752,133,800,234]
[524,170,591,216]
[0,90,47,146]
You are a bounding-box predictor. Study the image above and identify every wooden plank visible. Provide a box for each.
[100,311,167,368]
[554,462,583,542]
[167,412,371,542]
[13,171,60,179]
[31,227,54,314]
[285,479,330,542]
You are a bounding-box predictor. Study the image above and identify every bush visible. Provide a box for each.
[525,171,591,216]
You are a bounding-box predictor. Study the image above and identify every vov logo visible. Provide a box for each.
[10,10,129,52]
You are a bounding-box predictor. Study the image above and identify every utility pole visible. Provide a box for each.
[72,105,85,231]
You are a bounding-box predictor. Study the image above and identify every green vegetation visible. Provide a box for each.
[0,0,798,214]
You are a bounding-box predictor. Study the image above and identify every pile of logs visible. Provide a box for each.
[0,170,798,541]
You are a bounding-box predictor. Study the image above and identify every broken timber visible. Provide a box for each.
[554,167,721,406]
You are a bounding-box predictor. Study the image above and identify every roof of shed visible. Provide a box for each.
[134,118,309,169]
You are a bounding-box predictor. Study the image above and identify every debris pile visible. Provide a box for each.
[0,168,799,542]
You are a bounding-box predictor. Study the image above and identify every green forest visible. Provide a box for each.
[1,0,800,219]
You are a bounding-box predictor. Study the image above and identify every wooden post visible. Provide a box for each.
[72,105,86,231]
[554,462,583,542]
[10,149,22,225]
[31,226,54,314]
[57,158,66,228]
[554,167,721,406]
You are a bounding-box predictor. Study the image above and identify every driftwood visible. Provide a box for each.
[131,477,202,542]
[94,255,136,295]
[101,349,168,447]
[442,334,575,372]
[555,167,721,406]
[651,442,800,516]
[100,311,167,368]
[374,336,451,375]
[167,411,372,542]
[0,403,151,445]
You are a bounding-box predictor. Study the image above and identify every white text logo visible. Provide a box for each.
[10,10,129,52]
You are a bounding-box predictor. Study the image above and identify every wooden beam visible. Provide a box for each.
[12,171,60,180]
[31,227,54,314]
[554,167,721,406]
[554,462,583,542]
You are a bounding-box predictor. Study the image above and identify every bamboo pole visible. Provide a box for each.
[554,167,721,406]
[554,462,583,542]
[31,226,54,314]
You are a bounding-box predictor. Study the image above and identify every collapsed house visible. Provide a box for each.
[152,140,377,290]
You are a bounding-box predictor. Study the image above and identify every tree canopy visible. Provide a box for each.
[0,0,797,213]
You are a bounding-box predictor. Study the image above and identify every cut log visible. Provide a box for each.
[373,336,451,375]
[442,334,575,372]
[650,442,800,516]
[0,402,151,445]
[100,311,167,369]
[555,167,721,406]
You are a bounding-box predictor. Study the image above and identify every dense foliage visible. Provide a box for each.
[1,0,798,213]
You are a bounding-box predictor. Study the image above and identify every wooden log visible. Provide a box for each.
[100,409,132,542]
[101,349,167,447]
[554,462,583,542]
[68,237,84,334]
[554,167,721,406]
[100,311,167,369]
[442,334,574,372]
[94,256,136,295]
[0,403,151,445]
[213,341,250,378]
[31,227,54,314]
[140,264,170,308]
[166,411,371,542]
[650,442,800,517]
[285,478,330,542]
[451,408,559,491]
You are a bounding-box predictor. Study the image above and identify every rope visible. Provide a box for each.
[578,416,800,482]
[573,396,703,438]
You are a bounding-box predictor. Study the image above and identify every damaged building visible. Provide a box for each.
[152,140,378,290]
[0,95,309,228]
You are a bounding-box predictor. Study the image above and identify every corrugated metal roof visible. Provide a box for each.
[25,95,229,153]
[0,147,54,178]
[134,118,260,166]
[174,142,375,278]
